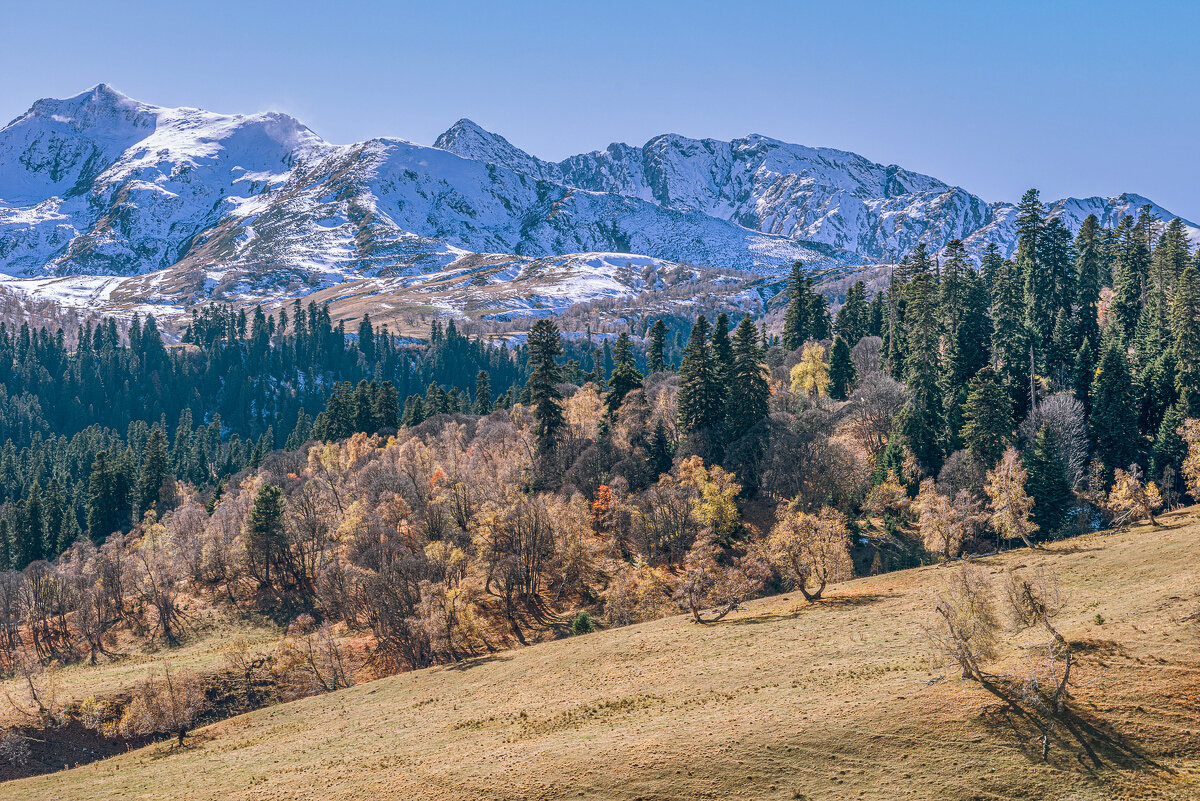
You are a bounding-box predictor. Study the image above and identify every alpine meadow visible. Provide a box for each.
[0,3,1197,799]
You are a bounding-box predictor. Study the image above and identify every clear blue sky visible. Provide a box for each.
[3,0,1197,218]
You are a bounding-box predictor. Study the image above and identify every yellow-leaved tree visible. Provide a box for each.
[676,455,741,540]
[761,502,852,601]
[789,343,829,399]
[1106,465,1163,527]
[985,447,1038,549]
[1180,418,1200,498]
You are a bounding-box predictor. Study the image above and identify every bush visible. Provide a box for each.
[571,612,596,636]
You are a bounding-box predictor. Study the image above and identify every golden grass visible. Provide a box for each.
[6,511,1200,800]
[0,610,281,727]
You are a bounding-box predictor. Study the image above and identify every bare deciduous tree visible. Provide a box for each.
[117,664,207,747]
[845,373,905,457]
[674,533,765,623]
[1020,393,1089,488]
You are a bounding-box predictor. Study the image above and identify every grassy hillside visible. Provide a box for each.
[8,511,1200,801]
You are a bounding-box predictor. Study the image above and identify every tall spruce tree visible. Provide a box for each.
[828,334,856,401]
[605,332,643,416]
[960,367,1013,468]
[1091,332,1141,471]
[990,256,1029,415]
[526,319,566,459]
[727,316,770,441]
[897,273,944,475]
[782,262,809,351]
[1171,263,1200,414]
[677,316,725,436]
[473,370,493,415]
[835,281,869,344]
[1110,215,1149,338]
[648,319,668,373]
[1073,214,1104,353]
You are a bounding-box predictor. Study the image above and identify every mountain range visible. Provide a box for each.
[0,84,1195,320]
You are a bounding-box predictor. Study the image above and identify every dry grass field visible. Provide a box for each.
[6,510,1199,801]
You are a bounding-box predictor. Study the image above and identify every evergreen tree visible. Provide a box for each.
[1091,333,1141,471]
[87,450,129,541]
[285,409,313,451]
[677,316,725,436]
[372,381,401,429]
[866,290,886,338]
[835,281,869,344]
[980,242,1004,294]
[1073,214,1104,353]
[960,367,1013,469]
[897,273,944,475]
[605,332,644,416]
[990,256,1029,414]
[648,419,673,477]
[828,334,856,401]
[711,313,734,384]
[1171,264,1200,414]
[1152,397,1188,479]
[1024,424,1072,537]
[526,319,566,458]
[246,483,286,589]
[357,314,376,364]
[1073,338,1095,415]
[726,316,770,441]
[1110,215,1149,338]
[473,371,493,415]
[136,426,172,515]
[782,262,809,351]
[648,320,668,373]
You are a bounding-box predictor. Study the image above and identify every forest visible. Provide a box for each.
[0,190,1198,715]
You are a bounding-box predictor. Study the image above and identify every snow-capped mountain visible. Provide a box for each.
[435,119,1200,262]
[0,85,1196,321]
[0,85,828,286]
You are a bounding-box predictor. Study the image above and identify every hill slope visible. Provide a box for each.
[9,511,1200,800]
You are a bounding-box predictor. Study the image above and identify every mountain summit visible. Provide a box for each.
[0,86,1196,317]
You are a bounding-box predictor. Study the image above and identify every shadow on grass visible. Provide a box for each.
[725,593,888,626]
[1068,639,1131,658]
[978,684,1173,778]
[444,654,514,671]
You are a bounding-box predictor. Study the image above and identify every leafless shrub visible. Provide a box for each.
[117,664,207,746]
[1020,393,1088,488]
[673,532,765,623]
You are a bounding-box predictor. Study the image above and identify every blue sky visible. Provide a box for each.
[3,0,1197,218]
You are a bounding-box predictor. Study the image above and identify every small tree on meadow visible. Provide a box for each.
[1105,465,1163,527]
[674,532,764,623]
[117,664,206,747]
[924,565,1001,680]
[762,503,853,601]
[985,447,1039,549]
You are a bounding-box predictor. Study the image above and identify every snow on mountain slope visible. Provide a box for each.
[434,120,1200,261]
[1,85,1197,324]
[0,86,835,314]
[0,84,333,277]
